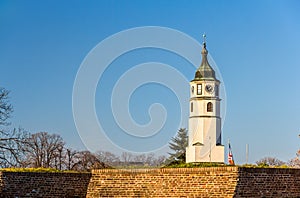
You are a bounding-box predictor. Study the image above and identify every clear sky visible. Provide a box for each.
[0,0,300,164]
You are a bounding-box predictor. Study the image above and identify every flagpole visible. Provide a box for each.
[228,139,230,164]
[246,144,249,164]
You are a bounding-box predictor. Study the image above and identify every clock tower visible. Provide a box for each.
[186,37,224,163]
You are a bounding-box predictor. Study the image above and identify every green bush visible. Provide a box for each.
[239,164,292,168]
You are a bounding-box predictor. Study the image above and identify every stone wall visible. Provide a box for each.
[0,172,91,198]
[0,167,299,197]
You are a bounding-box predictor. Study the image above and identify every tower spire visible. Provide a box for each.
[201,33,208,61]
[193,34,217,81]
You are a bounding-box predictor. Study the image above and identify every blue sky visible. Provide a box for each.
[1,0,300,164]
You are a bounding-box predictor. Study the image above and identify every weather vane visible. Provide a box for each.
[203,33,206,43]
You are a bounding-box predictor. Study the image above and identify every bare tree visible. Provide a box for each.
[95,150,120,166]
[152,155,167,166]
[121,152,134,165]
[20,132,110,171]
[256,157,285,167]
[0,88,28,167]
[96,151,167,168]
[71,150,108,171]
[145,153,155,166]
[133,154,147,165]
[64,148,80,170]
[22,132,65,168]
[0,128,28,167]
[0,88,13,126]
[289,149,300,168]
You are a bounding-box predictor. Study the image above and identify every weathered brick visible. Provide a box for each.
[0,167,300,197]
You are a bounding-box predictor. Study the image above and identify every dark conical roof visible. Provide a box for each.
[193,41,218,81]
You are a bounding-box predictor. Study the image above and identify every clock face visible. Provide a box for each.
[205,84,214,93]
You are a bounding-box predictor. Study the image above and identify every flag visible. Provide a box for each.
[228,142,235,165]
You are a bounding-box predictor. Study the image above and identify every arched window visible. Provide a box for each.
[191,102,193,112]
[207,102,213,112]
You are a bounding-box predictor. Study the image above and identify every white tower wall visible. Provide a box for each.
[185,41,224,163]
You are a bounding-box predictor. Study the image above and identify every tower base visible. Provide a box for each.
[186,145,224,163]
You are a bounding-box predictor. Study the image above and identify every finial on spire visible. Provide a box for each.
[201,33,207,53]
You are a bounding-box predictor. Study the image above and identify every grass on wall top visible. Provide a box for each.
[0,167,85,173]
[163,162,292,169]
[163,162,231,168]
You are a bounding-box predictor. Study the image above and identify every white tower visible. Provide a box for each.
[186,37,224,163]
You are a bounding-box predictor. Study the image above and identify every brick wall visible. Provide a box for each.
[235,168,300,197]
[87,167,239,197]
[87,167,300,198]
[0,167,299,197]
[0,172,91,198]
